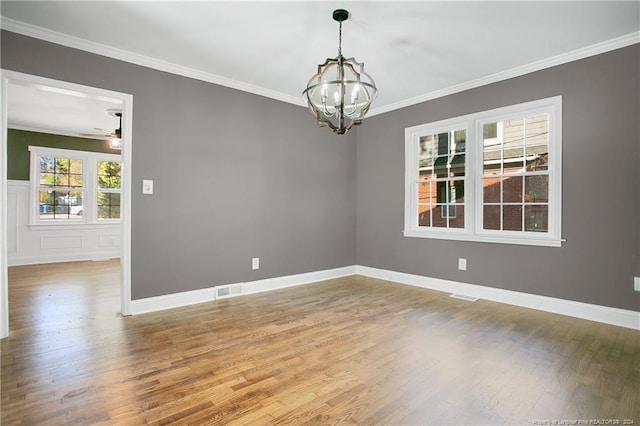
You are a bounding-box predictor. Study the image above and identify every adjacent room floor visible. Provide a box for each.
[2,260,638,425]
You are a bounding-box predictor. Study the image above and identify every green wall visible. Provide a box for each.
[7,129,120,180]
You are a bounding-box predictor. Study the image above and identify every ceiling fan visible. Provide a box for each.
[81,108,122,149]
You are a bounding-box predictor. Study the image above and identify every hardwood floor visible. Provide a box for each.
[2,260,639,425]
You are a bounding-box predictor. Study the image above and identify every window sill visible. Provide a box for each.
[403,229,563,247]
[28,222,121,232]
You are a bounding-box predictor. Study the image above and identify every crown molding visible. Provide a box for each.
[8,124,108,140]
[368,31,640,117]
[2,17,637,115]
[0,17,306,107]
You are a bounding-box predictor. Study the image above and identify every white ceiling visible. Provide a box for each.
[7,83,122,139]
[2,1,639,137]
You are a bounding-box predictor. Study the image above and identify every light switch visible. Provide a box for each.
[142,179,154,194]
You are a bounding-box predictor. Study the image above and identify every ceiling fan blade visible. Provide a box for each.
[80,133,110,140]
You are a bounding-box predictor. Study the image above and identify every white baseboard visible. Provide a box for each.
[244,266,356,295]
[130,287,216,315]
[127,264,638,330]
[8,251,120,266]
[129,265,356,316]
[355,265,640,330]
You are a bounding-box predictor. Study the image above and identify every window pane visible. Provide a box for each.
[40,190,83,220]
[454,130,466,154]
[40,156,55,173]
[503,176,523,203]
[432,205,447,228]
[419,135,436,179]
[69,173,83,188]
[38,190,54,218]
[449,205,464,229]
[450,179,464,203]
[40,173,55,188]
[483,177,502,203]
[483,122,500,146]
[450,154,465,177]
[418,182,434,204]
[484,122,496,139]
[435,180,465,204]
[69,159,83,174]
[434,156,449,177]
[56,174,70,187]
[503,205,523,231]
[503,147,524,173]
[503,118,525,147]
[98,161,122,189]
[483,205,500,230]
[526,145,549,171]
[55,158,69,174]
[525,115,549,146]
[418,205,431,227]
[419,136,436,164]
[97,192,121,219]
[483,150,501,175]
[525,205,548,232]
[525,175,548,203]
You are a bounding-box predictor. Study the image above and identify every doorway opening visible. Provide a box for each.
[1,70,133,338]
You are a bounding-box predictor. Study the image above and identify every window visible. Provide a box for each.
[30,146,122,226]
[416,128,467,229]
[97,161,122,220]
[404,96,562,247]
[36,155,84,222]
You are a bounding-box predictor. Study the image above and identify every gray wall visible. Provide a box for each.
[356,44,640,311]
[1,30,357,299]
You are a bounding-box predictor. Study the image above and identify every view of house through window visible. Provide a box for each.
[417,129,466,229]
[481,114,549,232]
[404,96,561,247]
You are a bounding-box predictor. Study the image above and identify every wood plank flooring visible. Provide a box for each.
[2,260,639,425]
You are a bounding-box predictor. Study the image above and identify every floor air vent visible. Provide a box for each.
[449,293,479,302]
[215,283,244,300]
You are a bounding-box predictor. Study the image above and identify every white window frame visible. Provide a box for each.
[29,146,122,228]
[404,96,562,247]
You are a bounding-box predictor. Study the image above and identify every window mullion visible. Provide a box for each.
[85,159,95,223]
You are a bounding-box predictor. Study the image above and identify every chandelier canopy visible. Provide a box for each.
[303,9,378,135]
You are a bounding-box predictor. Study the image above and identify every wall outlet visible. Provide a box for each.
[634,277,640,292]
[252,257,260,270]
[458,258,467,271]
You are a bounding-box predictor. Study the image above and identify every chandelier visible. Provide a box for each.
[303,9,378,135]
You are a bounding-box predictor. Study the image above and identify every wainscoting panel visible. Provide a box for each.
[7,180,121,265]
[41,236,83,249]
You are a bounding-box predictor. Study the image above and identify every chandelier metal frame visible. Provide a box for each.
[303,9,378,135]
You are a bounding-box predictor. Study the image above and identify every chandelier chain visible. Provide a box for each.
[338,21,342,56]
